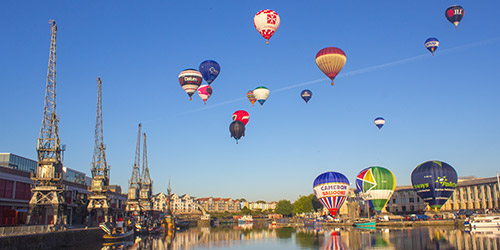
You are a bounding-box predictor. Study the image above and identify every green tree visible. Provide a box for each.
[293,195,314,214]
[241,206,252,215]
[308,194,323,212]
[275,199,293,217]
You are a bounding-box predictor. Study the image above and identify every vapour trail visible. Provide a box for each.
[174,37,500,116]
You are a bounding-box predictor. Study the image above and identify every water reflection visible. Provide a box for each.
[98,225,500,250]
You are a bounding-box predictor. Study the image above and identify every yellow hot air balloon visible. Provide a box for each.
[315,47,346,86]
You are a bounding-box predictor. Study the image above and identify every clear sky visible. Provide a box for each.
[1,1,499,202]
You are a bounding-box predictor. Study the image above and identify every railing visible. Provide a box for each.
[0,225,59,237]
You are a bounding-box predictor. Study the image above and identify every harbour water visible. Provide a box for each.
[72,225,499,250]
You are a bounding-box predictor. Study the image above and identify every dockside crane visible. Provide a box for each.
[139,133,153,212]
[87,77,112,224]
[27,20,67,225]
[126,123,142,215]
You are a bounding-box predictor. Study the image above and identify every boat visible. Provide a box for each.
[353,220,376,227]
[100,222,134,241]
[469,215,500,229]
[238,215,253,224]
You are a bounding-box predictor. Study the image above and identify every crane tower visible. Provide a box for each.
[126,123,142,214]
[139,133,153,212]
[27,20,67,225]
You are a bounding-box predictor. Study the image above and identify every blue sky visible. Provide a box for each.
[1,1,499,202]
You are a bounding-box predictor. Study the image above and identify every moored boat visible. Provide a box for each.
[238,215,253,224]
[469,215,500,229]
[100,222,134,241]
[354,220,376,227]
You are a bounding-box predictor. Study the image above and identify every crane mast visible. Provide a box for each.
[139,133,153,212]
[126,123,142,214]
[87,77,112,223]
[27,20,67,225]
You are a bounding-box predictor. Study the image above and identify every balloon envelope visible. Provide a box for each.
[356,166,396,213]
[254,9,280,44]
[229,120,246,143]
[232,110,249,126]
[254,86,270,108]
[197,85,213,104]
[315,47,346,85]
[247,90,257,106]
[374,117,385,129]
[313,172,350,217]
[300,89,312,103]
[424,38,439,55]
[178,69,203,101]
[411,160,458,211]
[445,5,464,28]
[199,60,220,84]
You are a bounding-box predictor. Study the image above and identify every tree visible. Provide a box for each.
[308,194,323,212]
[275,199,293,217]
[241,206,252,215]
[293,195,314,215]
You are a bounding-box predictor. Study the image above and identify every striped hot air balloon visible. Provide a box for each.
[356,166,396,213]
[374,117,385,130]
[178,69,203,101]
[197,85,213,104]
[313,172,350,217]
[247,90,257,106]
[411,160,458,212]
[315,47,347,86]
[254,9,280,44]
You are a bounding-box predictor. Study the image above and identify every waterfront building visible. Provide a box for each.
[197,197,241,213]
[247,201,277,211]
[170,193,200,215]
[152,192,168,213]
[0,153,126,225]
[385,176,500,215]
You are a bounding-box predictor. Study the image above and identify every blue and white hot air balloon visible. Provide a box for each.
[253,86,270,108]
[313,172,350,217]
[424,38,439,56]
[300,89,312,104]
[199,60,220,85]
[374,117,385,130]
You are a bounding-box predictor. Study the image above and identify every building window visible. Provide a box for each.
[393,199,396,203]
[409,198,415,203]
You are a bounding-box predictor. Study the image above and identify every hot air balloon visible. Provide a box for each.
[374,117,385,130]
[247,90,257,106]
[229,120,245,144]
[356,167,396,213]
[424,38,439,56]
[315,47,347,86]
[232,110,249,126]
[199,60,220,85]
[197,85,213,104]
[178,69,203,101]
[253,86,270,108]
[411,160,458,212]
[313,172,350,217]
[445,5,464,29]
[254,9,280,44]
[300,89,312,104]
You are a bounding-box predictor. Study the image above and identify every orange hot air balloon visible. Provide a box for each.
[247,90,256,106]
[315,47,346,86]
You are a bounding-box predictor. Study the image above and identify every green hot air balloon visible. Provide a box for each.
[355,166,396,213]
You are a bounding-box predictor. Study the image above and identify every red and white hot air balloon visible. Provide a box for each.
[178,69,203,100]
[197,85,213,104]
[315,47,347,86]
[254,9,280,44]
[232,110,250,126]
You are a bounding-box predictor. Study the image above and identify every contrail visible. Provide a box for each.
[170,37,500,117]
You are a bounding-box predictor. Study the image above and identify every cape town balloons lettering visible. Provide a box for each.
[411,160,458,212]
[374,117,385,130]
[254,9,280,44]
[315,47,347,86]
[178,69,203,101]
[229,120,245,144]
[253,86,270,108]
[300,89,312,104]
[313,172,350,217]
[232,110,249,126]
[197,85,213,104]
[247,90,257,106]
[356,166,396,213]
[199,60,220,85]
[445,5,464,29]
[424,38,439,56]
